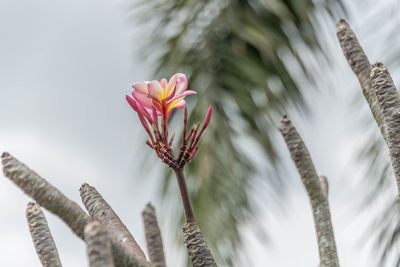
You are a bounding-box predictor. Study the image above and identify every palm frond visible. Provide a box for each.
[132,0,344,265]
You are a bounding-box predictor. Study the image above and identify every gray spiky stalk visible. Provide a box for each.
[142,203,166,267]
[371,63,400,196]
[279,116,339,267]
[26,202,62,267]
[84,221,115,267]
[80,183,149,267]
[336,19,386,141]
[2,152,90,238]
[1,152,147,267]
[183,222,217,267]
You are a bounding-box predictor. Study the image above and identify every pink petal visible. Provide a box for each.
[166,99,186,114]
[147,80,165,100]
[132,90,153,109]
[132,82,148,94]
[166,73,187,96]
[174,99,186,109]
[150,97,163,111]
[159,78,167,89]
[175,75,188,95]
[164,84,177,102]
[168,90,197,103]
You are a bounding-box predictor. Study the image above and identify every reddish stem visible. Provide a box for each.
[189,124,199,150]
[188,146,198,161]
[185,127,195,144]
[174,168,195,223]
[145,140,154,149]
[162,107,168,143]
[182,107,188,144]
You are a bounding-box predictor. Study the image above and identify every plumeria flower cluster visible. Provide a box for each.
[126,73,213,170]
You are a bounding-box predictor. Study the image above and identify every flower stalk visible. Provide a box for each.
[126,75,214,222]
[126,74,217,266]
[174,168,195,223]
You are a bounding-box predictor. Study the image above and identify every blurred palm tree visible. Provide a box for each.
[131,0,344,265]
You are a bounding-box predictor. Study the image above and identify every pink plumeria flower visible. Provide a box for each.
[125,73,212,170]
[126,73,196,118]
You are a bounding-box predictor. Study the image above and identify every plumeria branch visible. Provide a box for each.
[337,20,400,199]
[1,152,148,267]
[183,222,218,267]
[371,62,400,197]
[279,116,339,267]
[80,183,149,267]
[142,203,166,267]
[84,221,115,267]
[1,152,90,238]
[26,202,63,267]
[336,19,387,141]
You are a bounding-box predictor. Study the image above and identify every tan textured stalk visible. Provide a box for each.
[1,152,90,238]
[26,202,62,267]
[336,19,386,140]
[279,116,339,267]
[80,183,149,267]
[142,203,166,267]
[183,222,217,267]
[371,63,400,196]
[1,152,146,267]
[84,221,115,267]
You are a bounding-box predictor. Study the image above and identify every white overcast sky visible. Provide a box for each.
[1,0,400,266]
